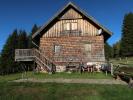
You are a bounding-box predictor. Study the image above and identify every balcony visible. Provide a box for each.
[15,49,34,61]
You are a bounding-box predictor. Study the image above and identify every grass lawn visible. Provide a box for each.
[0,72,132,100]
[0,73,22,82]
[0,82,133,100]
[0,72,112,82]
[111,57,133,67]
[27,72,112,79]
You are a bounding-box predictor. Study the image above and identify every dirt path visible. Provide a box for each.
[13,78,127,85]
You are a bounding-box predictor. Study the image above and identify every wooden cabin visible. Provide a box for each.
[15,2,112,73]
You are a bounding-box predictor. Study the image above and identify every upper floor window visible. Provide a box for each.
[64,23,70,30]
[71,22,78,30]
[63,22,78,31]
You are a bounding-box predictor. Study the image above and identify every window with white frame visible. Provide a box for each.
[71,22,78,30]
[64,23,70,30]
[63,22,78,31]
[54,45,61,53]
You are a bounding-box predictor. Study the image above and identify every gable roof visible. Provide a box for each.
[32,2,112,41]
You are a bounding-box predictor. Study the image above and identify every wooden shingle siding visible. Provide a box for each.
[39,6,105,66]
[40,35,105,66]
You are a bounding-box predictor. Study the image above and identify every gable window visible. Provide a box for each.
[64,23,70,30]
[54,45,61,54]
[71,22,78,30]
[63,22,78,31]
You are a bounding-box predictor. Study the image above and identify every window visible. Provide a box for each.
[84,44,91,52]
[71,23,77,30]
[84,44,91,58]
[64,23,70,30]
[63,22,78,31]
[54,45,61,53]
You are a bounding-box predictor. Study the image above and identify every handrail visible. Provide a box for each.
[33,49,56,72]
[15,49,56,72]
[15,49,34,57]
[33,49,55,64]
[34,56,50,71]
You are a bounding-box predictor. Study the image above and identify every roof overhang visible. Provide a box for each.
[32,2,112,41]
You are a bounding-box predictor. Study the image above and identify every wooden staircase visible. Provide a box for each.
[15,49,56,73]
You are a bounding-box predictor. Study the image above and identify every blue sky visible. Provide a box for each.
[0,0,133,52]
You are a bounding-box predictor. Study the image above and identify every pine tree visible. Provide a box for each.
[28,24,39,48]
[17,30,28,49]
[113,41,121,58]
[31,24,38,35]
[120,13,133,57]
[0,27,38,74]
[104,42,113,60]
[0,30,19,74]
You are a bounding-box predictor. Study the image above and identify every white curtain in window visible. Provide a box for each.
[71,23,77,30]
[64,23,70,30]
[71,23,78,30]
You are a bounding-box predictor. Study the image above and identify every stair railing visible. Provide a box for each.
[33,49,56,73]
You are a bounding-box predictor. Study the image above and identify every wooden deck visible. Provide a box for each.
[15,49,34,61]
[15,49,56,73]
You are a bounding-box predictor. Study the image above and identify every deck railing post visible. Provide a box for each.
[111,63,113,76]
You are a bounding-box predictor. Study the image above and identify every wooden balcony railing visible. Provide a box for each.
[61,30,82,37]
[15,49,56,72]
[15,49,34,61]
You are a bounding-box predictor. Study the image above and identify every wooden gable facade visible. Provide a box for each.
[15,2,112,72]
[42,8,98,38]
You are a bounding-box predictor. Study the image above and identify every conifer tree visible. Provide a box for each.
[104,42,113,60]
[28,24,39,48]
[113,41,121,58]
[120,13,133,56]
[0,24,39,74]
[0,30,18,74]
[17,30,28,49]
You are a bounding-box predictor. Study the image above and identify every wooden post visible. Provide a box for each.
[105,71,107,76]
[129,77,133,88]
[33,62,36,74]
[126,57,128,64]
[129,77,133,83]
[111,63,113,76]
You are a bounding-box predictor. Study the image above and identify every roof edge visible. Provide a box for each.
[32,2,113,39]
